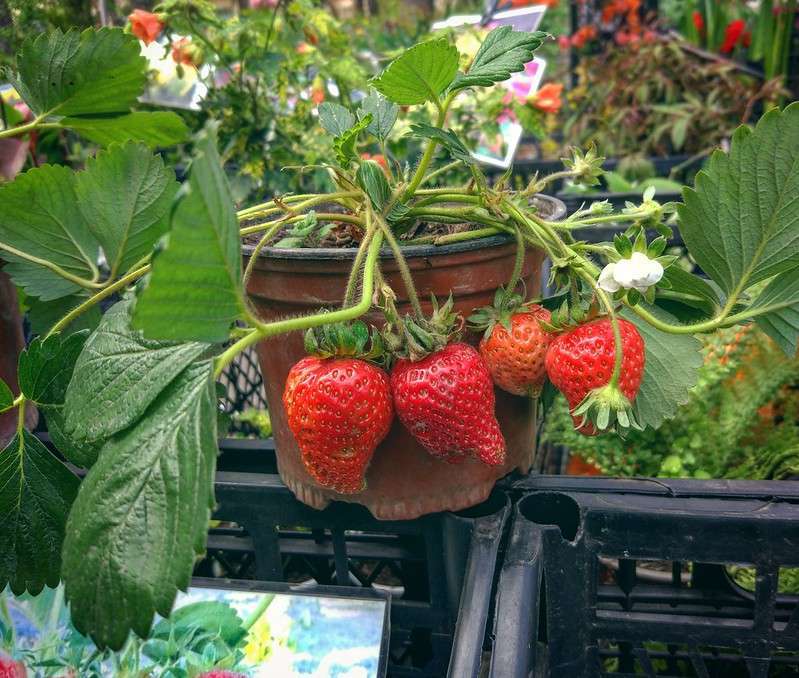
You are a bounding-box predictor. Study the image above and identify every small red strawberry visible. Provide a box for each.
[545,317,645,434]
[470,291,552,397]
[283,322,393,494]
[0,656,25,678]
[388,297,505,465]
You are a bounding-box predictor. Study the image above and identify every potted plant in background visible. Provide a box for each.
[0,23,798,655]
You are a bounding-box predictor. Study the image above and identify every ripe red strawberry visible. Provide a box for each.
[391,342,505,465]
[476,305,552,397]
[545,317,645,434]
[284,355,393,494]
[0,656,25,678]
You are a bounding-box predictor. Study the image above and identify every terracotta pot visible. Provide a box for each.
[244,197,565,519]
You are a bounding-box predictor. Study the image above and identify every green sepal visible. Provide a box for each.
[633,228,648,253]
[647,236,667,258]
[627,289,642,306]
[467,285,525,340]
[570,382,643,435]
[613,233,633,258]
[304,320,385,364]
[389,294,461,362]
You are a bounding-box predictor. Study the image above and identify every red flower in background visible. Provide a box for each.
[532,83,563,114]
[720,19,746,53]
[171,38,201,67]
[692,11,705,35]
[570,25,598,48]
[128,9,163,45]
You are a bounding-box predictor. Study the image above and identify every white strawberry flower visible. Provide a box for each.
[598,251,664,294]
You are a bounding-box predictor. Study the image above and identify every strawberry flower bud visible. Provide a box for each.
[598,251,663,293]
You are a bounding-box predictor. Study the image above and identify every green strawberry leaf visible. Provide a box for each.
[318,101,355,136]
[333,114,372,167]
[624,307,703,429]
[358,90,398,140]
[76,142,178,278]
[409,123,474,164]
[18,331,88,407]
[0,429,80,595]
[60,112,189,148]
[63,361,217,650]
[149,600,247,650]
[655,266,721,318]
[748,272,799,356]
[0,164,100,300]
[356,160,391,212]
[450,26,547,92]
[65,299,208,444]
[0,379,13,413]
[12,28,146,117]
[678,103,799,299]
[370,38,458,105]
[133,126,245,342]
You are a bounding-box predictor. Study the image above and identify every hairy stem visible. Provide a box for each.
[507,226,526,296]
[47,265,150,337]
[0,116,43,140]
[342,219,375,308]
[404,91,457,199]
[419,159,464,187]
[376,213,424,320]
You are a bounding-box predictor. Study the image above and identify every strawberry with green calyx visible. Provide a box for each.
[468,287,553,397]
[283,320,394,494]
[545,317,645,435]
[389,296,506,465]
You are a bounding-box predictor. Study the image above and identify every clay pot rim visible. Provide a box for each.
[244,193,567,261]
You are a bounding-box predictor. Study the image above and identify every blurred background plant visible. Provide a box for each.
[542,324,799,479]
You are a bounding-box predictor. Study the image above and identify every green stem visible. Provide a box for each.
[213,231,384,378]
[242,593,276,632]
[626,302,731,334]
[413,194,481,208]
[376,213,424,320]
[47,265,150,337]
[556,210,653,228]
[239,212,363,237]
[530,169,578,194]
[419,159,464,187]
[0,116,42,140]
[507,226,526,296]
[342,220,375,308]
[404,91,457,199]
[237,192,359,220]
[432,227,503,245]
[242,221,284,294]
[0,243,103,290]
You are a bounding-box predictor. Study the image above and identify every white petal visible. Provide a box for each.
[612,258,636,288]
[598,263,621,292]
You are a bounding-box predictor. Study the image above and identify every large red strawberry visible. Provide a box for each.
[0,656,25,678]
[545,317,645,434]
[470,294,552,397]
[283,322,393,494]
[391,342,505,465]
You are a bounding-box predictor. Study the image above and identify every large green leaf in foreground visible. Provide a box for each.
[65,300,208,444]
[0,430,79,594]
[63,361,217,649]
[133,128,245,342]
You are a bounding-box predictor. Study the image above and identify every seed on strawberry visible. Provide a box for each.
[477,305,552,397]
[545,317,645,434]
[391,342,506,465]
[284,356,394,494]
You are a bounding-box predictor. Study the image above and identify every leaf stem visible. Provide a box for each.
[46,265,150,337]
[419,159,464,187]
[239,212,363,237]
[242,593,276,632]
[213,231,384,378]
[0,115,43,140]
[236,192,359,220]
[375,212,424,320]
[342,218,375,308]
[0,242,105,290]
[404,91,457,199]
[507,226,526,296]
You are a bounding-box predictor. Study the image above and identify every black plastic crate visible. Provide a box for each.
[490,476,799,677]
[198,440,512,678]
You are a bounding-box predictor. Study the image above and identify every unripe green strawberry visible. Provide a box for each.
[391,342,505,465]
[545,317,645,434]
[283,356,393,493]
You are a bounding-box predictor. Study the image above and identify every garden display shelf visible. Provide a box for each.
[491,475,799,678]
[200,436,511,678]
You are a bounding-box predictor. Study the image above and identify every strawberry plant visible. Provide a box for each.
[1,23,798,651]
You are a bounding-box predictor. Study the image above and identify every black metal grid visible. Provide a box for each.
[491,476,799,677]
[218,346,268,436]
